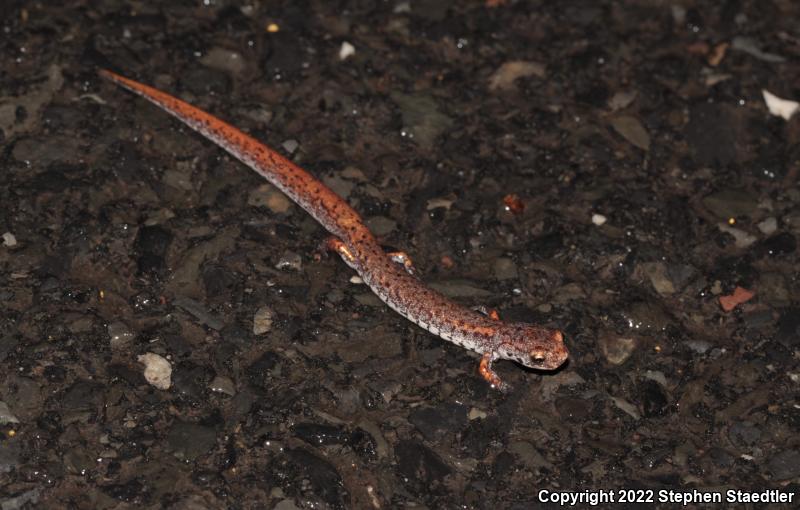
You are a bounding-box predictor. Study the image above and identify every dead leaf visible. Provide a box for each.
[488,61,546,91]
[610,115,651,151]
[708,42,729,66]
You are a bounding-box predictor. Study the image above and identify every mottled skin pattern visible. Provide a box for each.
[99,70,568,390]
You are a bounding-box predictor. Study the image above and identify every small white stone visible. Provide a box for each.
[757,216,777,235]
[591,213,607,226]
[137,353,172,390]
[468,408,488,420]
[2,232,17,247]
[275,251,302,271]
[282,139,299,154]
[762,89,799,120]
[718,223,757,248]
[349,275,364,284]
[339,41,355,60]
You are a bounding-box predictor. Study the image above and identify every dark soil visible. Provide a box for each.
[2,1,800,508]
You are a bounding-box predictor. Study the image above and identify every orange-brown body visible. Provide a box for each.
[99,69,568,390]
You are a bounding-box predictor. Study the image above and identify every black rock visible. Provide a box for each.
[166,421,217,461]
[408,402,468,441]
[292,423,350,446]
[766,449,800,480]
[641,380,669,417]
[395,439,452,486]
[284,447,346,506]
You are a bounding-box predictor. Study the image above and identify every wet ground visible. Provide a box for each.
[2,1,800,508]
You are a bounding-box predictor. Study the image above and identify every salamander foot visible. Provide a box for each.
[479,352,510,392]
[387,251,416,275]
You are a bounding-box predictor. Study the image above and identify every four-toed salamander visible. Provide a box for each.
[99,69,568,390]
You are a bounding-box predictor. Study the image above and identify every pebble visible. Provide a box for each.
[0,436,21,474]
[728,421,761,447]
[621,300,670,332]
[395,440,452,484]
[762,90,798,120]
[429,280,492,298]
[409,403,468,440]
[610,115,651,151]
[493,257,518,280]
[199,47,245,75]
[643,370,668,387]
[507,441,554,470]
[248,183,292,213]
[591,213,607,226]
[732,37,786,63]
[766,449,800,480]
[365,216,396,236]
[468,408,488,420]
[684,339,712,354]
[717,223,757,248]
[284,448,345,506]
[702,189,758,219]
[322,173,355,199]
[640,380,668,417]
[253,306,274,335]
[2,232,17,247]
[598,334,636,365]
[107,321,135,350]
[173,296,224,330]
[488,61,546,91]
[292,422,349,446]
[0,401,20,424]
[166,421,217,461]
[390,92,454,148]
[0,488,41,509]
[274,500,302,510]
[640,262,675,296]
[209,375,236,396]
[275,251,302,271]
[611,396,641,420]
[757,217,778,235]
[137,353,172,390]
[282,139,299,154]
[608,90,637,110]
[719,286,754,312]
[555,397,593,421]
[339,41,355,60]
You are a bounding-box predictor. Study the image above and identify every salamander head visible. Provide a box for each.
[495,324,568,370]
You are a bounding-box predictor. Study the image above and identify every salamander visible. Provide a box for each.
[99,69,568,390]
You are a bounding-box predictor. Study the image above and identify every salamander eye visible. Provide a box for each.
[530,347,547,363]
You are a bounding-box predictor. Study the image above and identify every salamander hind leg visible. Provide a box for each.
[479,352,510,392]
[323,236,359,270]
[387,251,416,275]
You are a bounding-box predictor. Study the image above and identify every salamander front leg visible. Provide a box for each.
[475,305,501,321]
[479,351,510,392]
[387,251,416,275]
